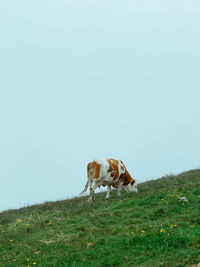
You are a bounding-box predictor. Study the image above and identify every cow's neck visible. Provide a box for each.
[125,170,134,185]
[120,168,135,185]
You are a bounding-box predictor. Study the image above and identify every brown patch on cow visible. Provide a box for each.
[119,173,127,185]
[87,161,100,179]
[87,161,95,178]
[107,159,119,180]
[120,168,135,185]
[92,162,101,179]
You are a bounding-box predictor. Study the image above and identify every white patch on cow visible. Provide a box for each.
[95,159,113,184]
[96,159,110,177]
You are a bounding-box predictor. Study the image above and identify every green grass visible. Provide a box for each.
[0,169,200,267]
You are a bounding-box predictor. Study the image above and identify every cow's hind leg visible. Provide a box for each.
[88,183,94,202]
[106,185,111,200]
[88,188,94,202]
[88,181,98,202]
[87,179,94,202]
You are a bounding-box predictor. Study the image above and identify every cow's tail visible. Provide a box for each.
[80,180,89,194]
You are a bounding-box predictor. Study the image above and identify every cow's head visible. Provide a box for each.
[124,180,138,193]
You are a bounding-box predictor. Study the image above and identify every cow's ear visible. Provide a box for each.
[131,181,135,185]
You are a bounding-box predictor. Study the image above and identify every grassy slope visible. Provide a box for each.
[0,170,200,267]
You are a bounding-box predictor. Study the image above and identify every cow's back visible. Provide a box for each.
[87,159,125,181]
[87,159,110,179]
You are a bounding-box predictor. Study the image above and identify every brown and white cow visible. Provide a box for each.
[81,159,138,201]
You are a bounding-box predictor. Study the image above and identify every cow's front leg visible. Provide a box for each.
[106,185,111,200]
[117,183,123,197]
[117,188,121,197]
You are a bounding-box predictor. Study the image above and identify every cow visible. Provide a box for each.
[81,159,138,201]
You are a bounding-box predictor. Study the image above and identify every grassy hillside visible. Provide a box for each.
[0,170,200,267]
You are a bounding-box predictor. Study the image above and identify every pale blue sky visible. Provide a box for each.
[1,0,200,211]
